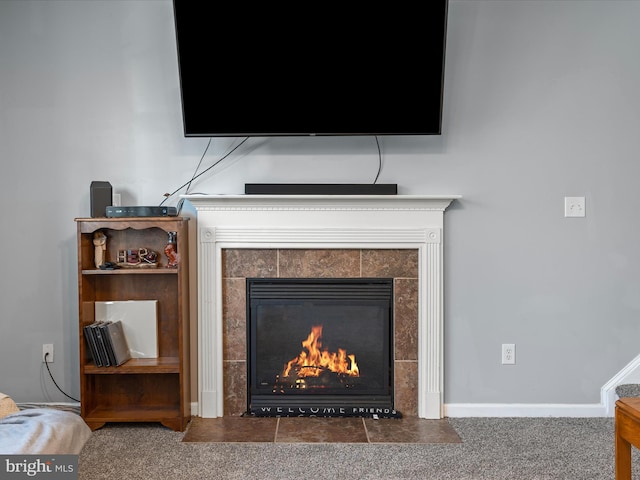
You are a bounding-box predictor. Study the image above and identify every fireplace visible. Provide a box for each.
[247,278,398,417]
[185,194,459,419]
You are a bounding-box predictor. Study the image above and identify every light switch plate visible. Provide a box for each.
[564,197,585,217]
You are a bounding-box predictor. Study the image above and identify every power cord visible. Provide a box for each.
[160,136,249,207]
[373,135,382,184]
[43,352,80,403]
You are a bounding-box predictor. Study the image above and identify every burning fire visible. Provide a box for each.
[282,325,359,378]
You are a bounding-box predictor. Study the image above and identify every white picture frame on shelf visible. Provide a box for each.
[94,300,158,358]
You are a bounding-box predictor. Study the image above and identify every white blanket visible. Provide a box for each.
[0,408,91,454]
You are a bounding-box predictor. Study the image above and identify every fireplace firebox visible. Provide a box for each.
[246,278,400,418]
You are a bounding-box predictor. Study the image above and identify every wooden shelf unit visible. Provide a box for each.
[75,217,190,432]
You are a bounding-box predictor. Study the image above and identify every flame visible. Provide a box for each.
[282,325,359,378]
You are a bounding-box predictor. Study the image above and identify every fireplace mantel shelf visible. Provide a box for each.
[184,194,461,199]
[184,194,461,210]
[185,193,461,420]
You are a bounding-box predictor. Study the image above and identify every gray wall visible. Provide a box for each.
[1,0,638,410]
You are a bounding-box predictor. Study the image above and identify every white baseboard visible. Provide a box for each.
[444,403,607,418]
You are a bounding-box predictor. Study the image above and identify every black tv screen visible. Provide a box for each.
[172,2,448,137]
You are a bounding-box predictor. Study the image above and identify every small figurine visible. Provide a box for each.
[93,231,107,268]
[164,231,179,268]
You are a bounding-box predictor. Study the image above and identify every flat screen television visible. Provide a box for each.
[172,2,448,137]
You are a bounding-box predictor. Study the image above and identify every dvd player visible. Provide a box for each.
[105,206,178,218]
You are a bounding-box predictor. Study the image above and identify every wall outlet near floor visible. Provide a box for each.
[502,343,515,365]
[42,343,54,363]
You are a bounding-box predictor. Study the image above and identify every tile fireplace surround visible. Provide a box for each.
[184,194,460,419]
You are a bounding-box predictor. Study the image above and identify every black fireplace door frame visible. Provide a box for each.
[246,278,395,416]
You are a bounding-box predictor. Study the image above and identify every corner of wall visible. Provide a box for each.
[601,353,640,416]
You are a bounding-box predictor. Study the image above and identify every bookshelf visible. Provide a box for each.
[75,217,190,431]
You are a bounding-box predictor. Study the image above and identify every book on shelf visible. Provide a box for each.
[83,323,102,367]
[99,322,117,366]
[84,320,131,367]
[92,321,111,367]
[84,321,108,367]
[103,321,131,366]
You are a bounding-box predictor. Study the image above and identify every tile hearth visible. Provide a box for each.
[182,416,462,444]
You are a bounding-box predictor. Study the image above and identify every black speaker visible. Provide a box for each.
[90,181,112,217]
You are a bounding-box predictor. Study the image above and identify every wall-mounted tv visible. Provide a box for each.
[172,2,448,137]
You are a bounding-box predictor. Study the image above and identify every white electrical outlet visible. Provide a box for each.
[502,343,515,365]
[42,344,54,363]
[564,196,585,217]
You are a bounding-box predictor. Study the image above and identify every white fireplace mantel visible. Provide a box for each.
[184,194,460,419]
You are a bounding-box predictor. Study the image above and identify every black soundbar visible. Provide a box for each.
[105,206,177,218]
[244,183,398,195]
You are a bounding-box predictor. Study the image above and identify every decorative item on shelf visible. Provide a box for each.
[95,300,158,358]
[115,248,158,268]
[93,231,107,268]
[164,231,179,268]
